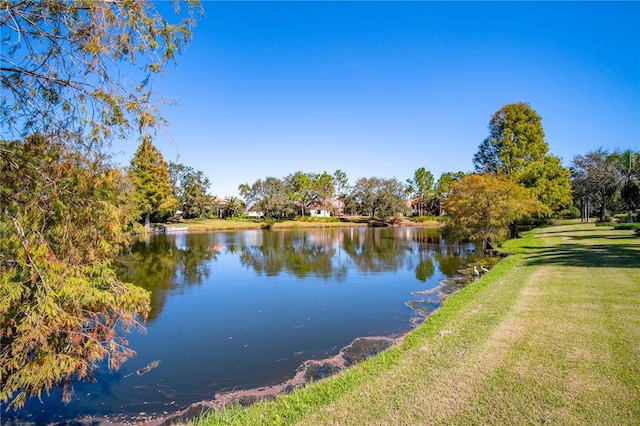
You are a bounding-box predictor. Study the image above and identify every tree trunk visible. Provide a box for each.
[509,220,520,239]
[144,212,151,230]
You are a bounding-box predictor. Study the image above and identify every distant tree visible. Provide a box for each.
[130,137,177,227]
[610,149,640,222]
[223,196,245,218]
[284,171,315,216]
[240,177,290,218]
[0,135,149,409]
[443,174,543,241]
[350,177,407,221]
[168,162,212,219]
[570,149,620,222]
[314,171,335,216]
[435,171,465,215]
[405,167,435,217]
[333,169,350,201]
[238,183,254,212]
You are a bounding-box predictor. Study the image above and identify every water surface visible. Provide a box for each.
[10,227,482,424]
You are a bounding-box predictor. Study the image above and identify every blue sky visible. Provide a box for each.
[113,1,640,198]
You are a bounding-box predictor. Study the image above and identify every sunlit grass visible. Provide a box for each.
[193,223,640,425]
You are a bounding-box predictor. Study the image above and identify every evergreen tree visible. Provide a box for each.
[473,102,572,235]
[130,137,177,227]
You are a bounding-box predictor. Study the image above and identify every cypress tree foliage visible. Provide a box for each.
[0,135,150,409]
[130,137,177,227]
[1,1,200,409]
[443,174,543,241]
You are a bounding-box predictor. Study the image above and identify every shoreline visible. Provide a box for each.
[153,218,442,233]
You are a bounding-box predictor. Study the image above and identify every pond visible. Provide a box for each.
[9,227,484,424]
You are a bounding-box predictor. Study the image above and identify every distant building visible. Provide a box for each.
[308,198,345,217]
[211,197,228,218]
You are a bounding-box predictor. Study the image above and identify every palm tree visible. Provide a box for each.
[610,149,640,223]
[224,196,244,218]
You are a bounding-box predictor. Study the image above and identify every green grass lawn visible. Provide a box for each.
[195,223,640,425]
[161,217,391,231]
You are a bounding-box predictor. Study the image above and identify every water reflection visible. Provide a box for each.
[118,234,219,321]
[239,231,346,280]
[119,228,481,322]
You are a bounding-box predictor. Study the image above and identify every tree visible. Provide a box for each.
[473,102,548,175]
[435,171,465,215]
[473,102,572,224]
[332,169,350,216]
[405,167,435,217]
[571,148,621,222]
[314,171,335,217]
[333,169,350,202]
[350,177,407,221]
[223,196,245,218]
[1,1,199,409]
[516,155,572,215]
[610,149,640,222]
[240,177,290,218]
[1,1,200,144]
[284,172,314,216]
[168,162,212,219]
[443,174,543,241]
[0,135,150,409]
[130,137,177,227]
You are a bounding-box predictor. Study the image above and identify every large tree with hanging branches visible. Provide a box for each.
[0,0,201,409]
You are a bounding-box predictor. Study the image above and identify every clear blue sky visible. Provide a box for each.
[113,1,640,198]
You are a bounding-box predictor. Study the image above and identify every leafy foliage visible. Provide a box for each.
[571,148,620,222]
[0,0,199,411]
[239,177,292,218]
[474,102,548,175]
[405,167,435,217]
[1,0,201,144]
[349,177,408,221]
[223,196,245,218]
[443,174,543,241]
[0,135,150,409]
[168,162,212,219]
[609,149,640,222]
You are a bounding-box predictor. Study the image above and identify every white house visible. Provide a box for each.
[309,198,345,217]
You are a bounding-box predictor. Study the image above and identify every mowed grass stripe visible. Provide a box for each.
[197,223,640,425]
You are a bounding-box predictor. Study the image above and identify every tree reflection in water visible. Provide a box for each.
[118,227,483,322]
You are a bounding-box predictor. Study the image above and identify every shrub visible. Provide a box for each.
[559,206,581,219]
[613,223,640,231]
[614,213,629,223]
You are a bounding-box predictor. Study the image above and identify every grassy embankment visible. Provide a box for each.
[196,222,640,425]
[161,216,441,231]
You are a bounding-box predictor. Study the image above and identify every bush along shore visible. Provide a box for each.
[173,222,640,426]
